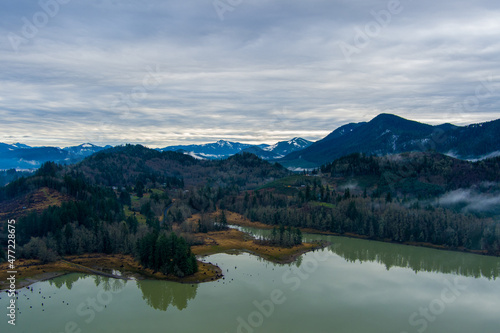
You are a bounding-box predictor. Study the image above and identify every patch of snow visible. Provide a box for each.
[377,129,391,139]
[263,143,278,152]
[81,143,93,148]
[216,140,232,148]
[391,134,398,151]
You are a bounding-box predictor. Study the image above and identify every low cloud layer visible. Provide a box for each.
[438,188,500,214]
[1,0,499,147]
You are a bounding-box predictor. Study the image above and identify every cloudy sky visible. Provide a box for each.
[1,0,499,148]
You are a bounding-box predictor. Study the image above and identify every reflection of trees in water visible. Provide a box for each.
[92,275,126,292]
[136,280,198,311]
[49,274,127,292]
[49,273,86,289]
[328,239,500,279]
[239,226,500,279]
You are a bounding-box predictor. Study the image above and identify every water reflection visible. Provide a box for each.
[46,273,197,312]
[49,274,127,292]
[233,224,500,279]
[327,238,500,279]
[48,273,85,289]
[91,275,127,293]
[136,279,198,311]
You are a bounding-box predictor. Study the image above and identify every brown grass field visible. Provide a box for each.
[189,211,324,263]
[0,187,69,221]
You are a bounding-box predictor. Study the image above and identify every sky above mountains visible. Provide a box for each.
[1,0,499,148]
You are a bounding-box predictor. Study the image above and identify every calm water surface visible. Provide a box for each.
[2,227,499,333]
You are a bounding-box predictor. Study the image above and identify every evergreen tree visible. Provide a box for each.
[135,180,145,198]
[219,210,227,227]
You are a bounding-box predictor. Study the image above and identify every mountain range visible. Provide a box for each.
[0,143,110,170]
[0,114,498,170]
[160,137,313,160]
[279,114,500,168]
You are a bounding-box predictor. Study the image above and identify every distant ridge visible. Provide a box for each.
[280,114,500,167]
[160,137,312,160]
[1,114,499,170]
[0,143,110,170]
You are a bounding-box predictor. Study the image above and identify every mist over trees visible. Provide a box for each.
[1,146,499,276]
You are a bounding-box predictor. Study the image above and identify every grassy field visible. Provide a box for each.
[124,205,147,224]
[0,187,69,221]
[190,211,324,263]
[192,228,321,264]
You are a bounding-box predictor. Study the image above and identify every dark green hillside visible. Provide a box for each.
[321,152,500,198]
[75,144,288,189]
[280,114,500,167]
[224,151,500,255]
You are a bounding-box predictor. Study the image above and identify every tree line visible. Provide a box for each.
[3,162,199,277]
[223,187,500,255]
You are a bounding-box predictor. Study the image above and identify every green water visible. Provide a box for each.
[2,227,499,333]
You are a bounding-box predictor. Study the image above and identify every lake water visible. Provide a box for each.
[2,227,500,333]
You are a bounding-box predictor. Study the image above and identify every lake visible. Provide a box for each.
[2,226,499,333]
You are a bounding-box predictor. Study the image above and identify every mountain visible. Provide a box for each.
[438,120,500,159]
[0,143,31,154]
[160,138,312,160]
[70,144,289,188]
[160,140,255,159]
[280,114,500,167]
[0,143,109,170]
[240,137,313,160]
[63,143,111,157]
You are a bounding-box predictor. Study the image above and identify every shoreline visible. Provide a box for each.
[0,214,323,290]
[0,254,223,291]
[225,210,494,257]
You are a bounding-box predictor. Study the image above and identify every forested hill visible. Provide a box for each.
[0,144,499,268]
[73,144,289,188]
[280,114,500,167]
[0,145,288,230]
[223,152,500,255]
[0,146,288,277]
[320,152,500,198]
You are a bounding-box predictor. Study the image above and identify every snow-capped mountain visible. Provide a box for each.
[263,137,312,158]
[0,143,31,153]
[160,138,312,160]
[0,143,110,170]
[63,143,111,157]
[160,140,256,159]
[241,137,313,160]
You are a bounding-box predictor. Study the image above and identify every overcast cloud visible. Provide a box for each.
[0,0,499,147]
